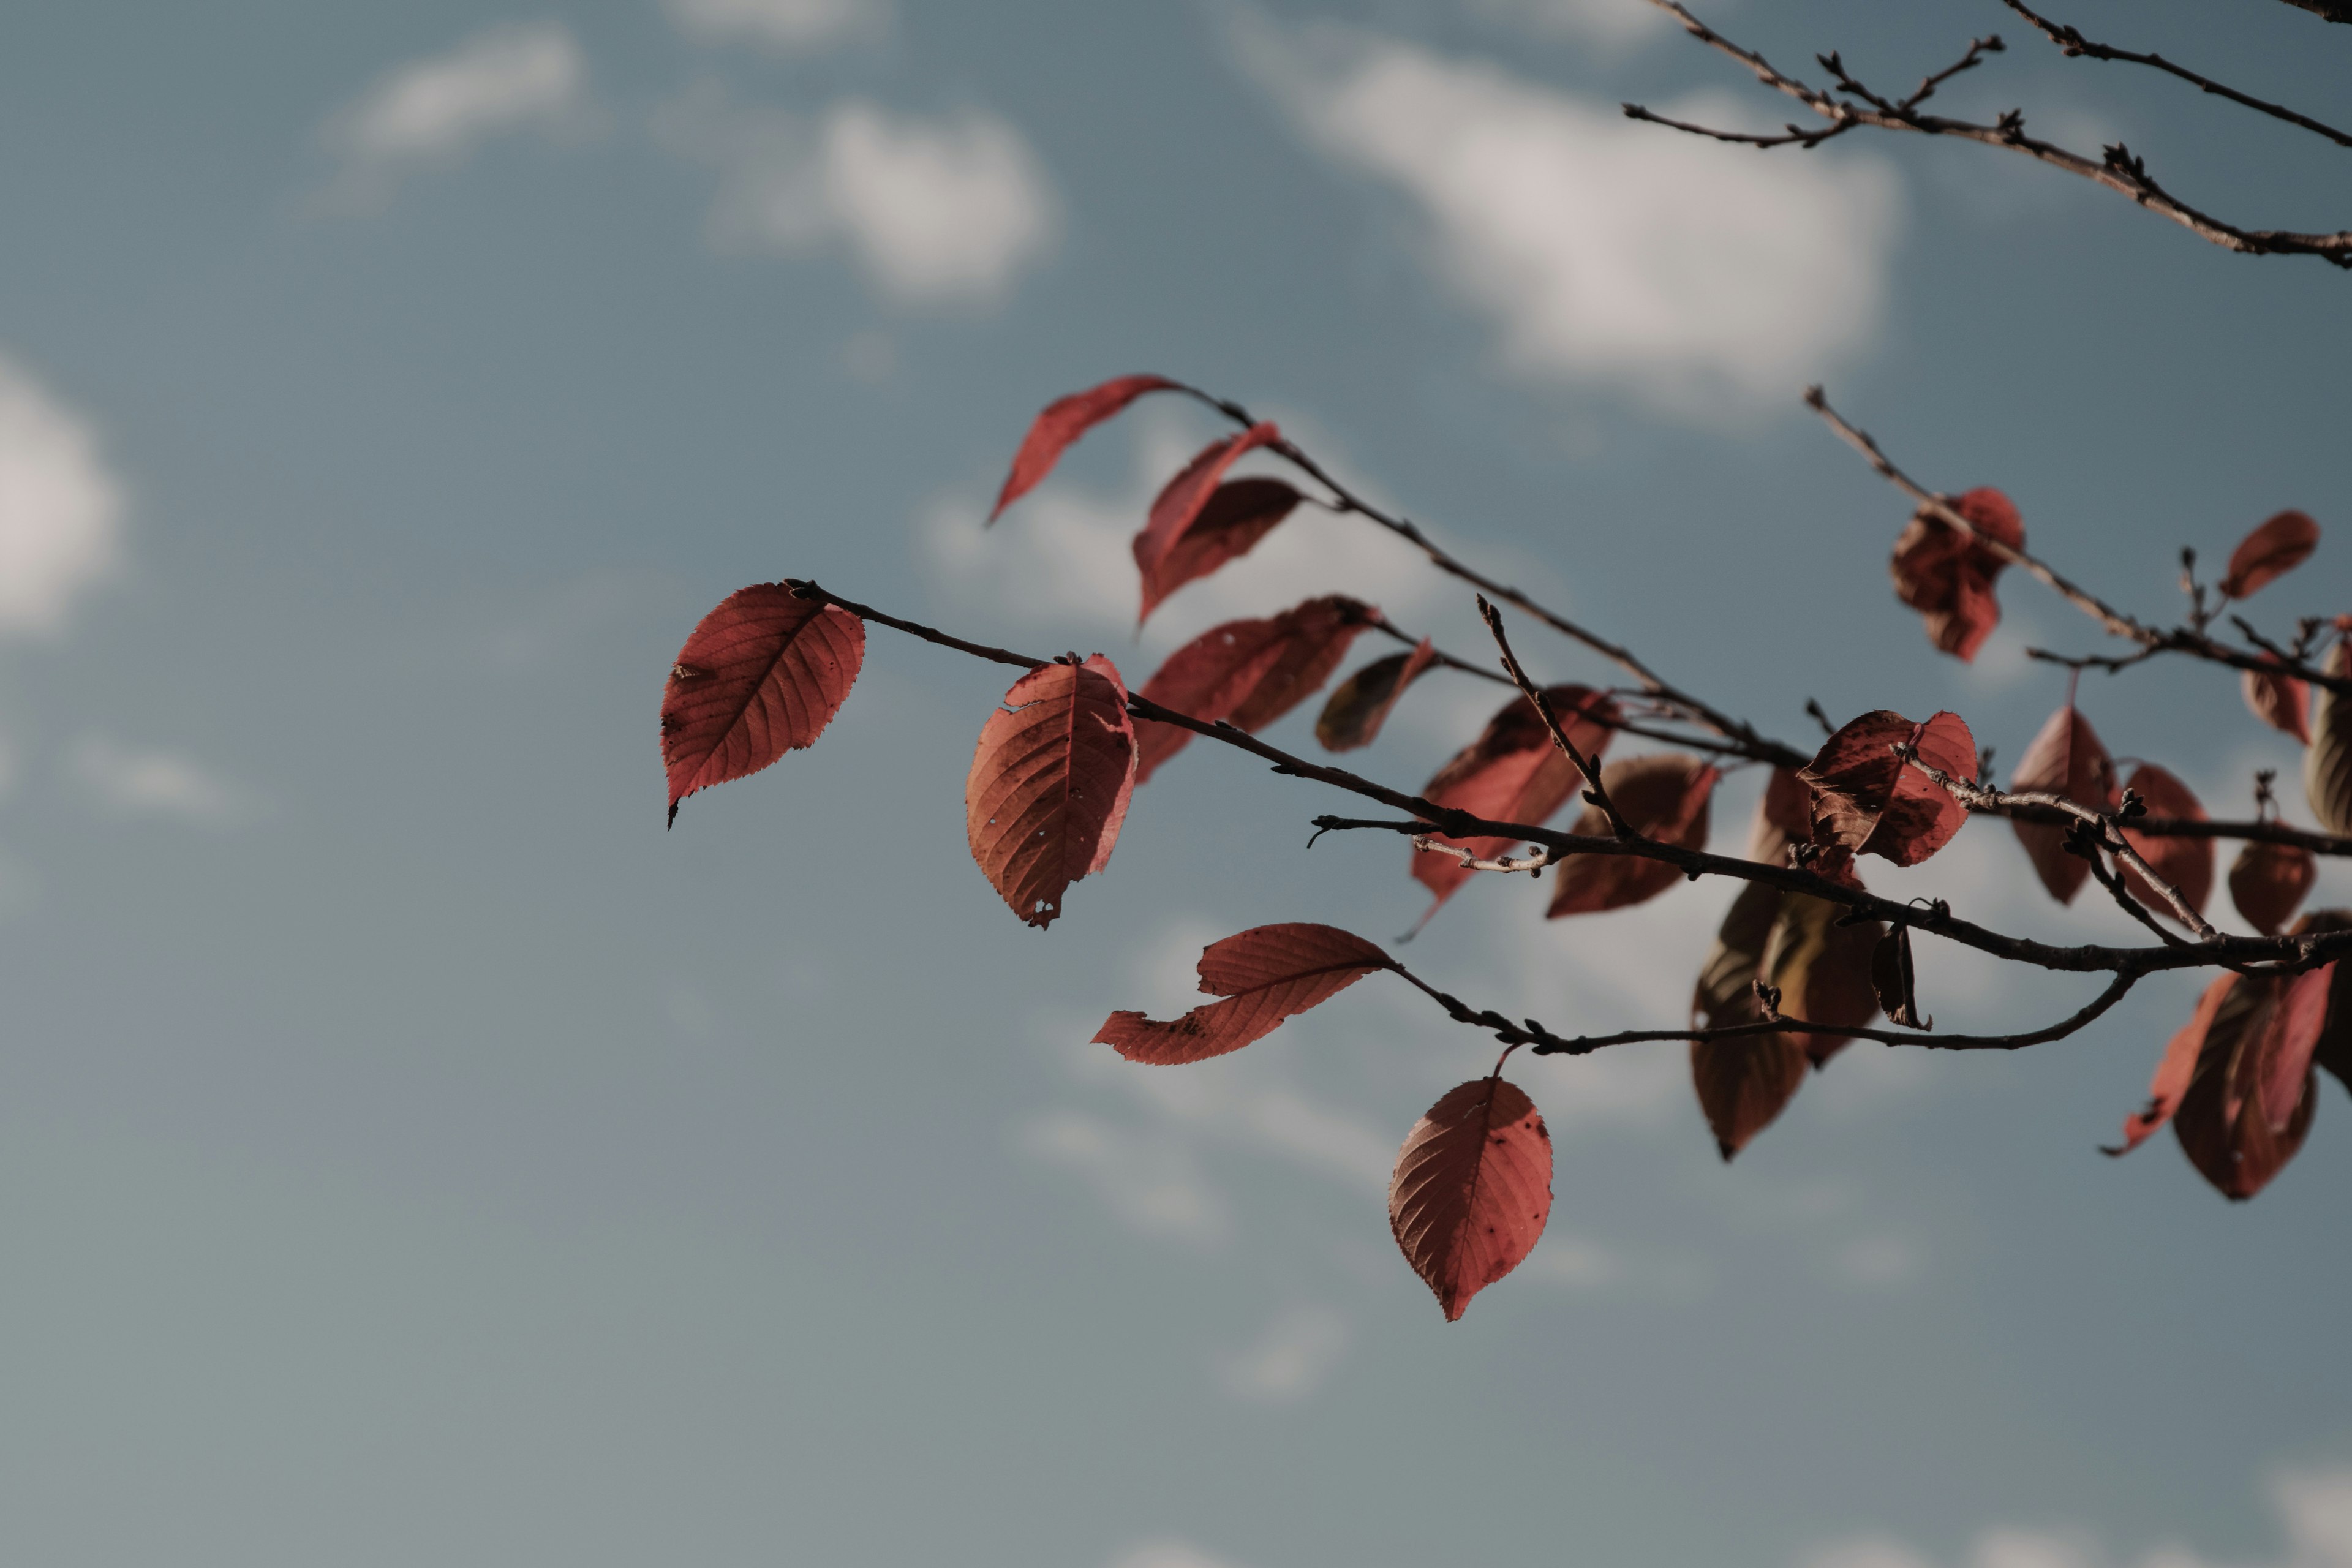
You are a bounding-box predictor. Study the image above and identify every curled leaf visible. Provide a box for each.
[1136,477,1303,624]
[2117,763,2213,925]
[1131,423,1283,582]
[965,656,1137,929]
[2010,701,2118,905]
[1545,753,1718,918]
[2304,638,2352,833]
[1890,486,2023,662]
[1412,686,1618,919]
[2230,840,2316,935]
[1095,923,1393,1065]
[1869,925,1927,1030]
[1689,881,1882,1157]
[2241,657,2312,744]
[1389,1077,1551,1321]
[1133,597,1374,782]
[2219,509,2320,599]
[1316,639,1436,753]
[990,375,1179,521]
[1798,709,1976,866]
[662,584,865,825]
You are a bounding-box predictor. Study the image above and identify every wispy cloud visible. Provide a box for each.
[323,21,592,206]
[1014,1108,1229,1246]
[1108,1543,1254,1568]
[66,736,252,827]
[1232,18,1901,415]
[1467,0,1674,51]
[0,353,123,638]
[663,89,1058,307]
[1804,1466,2352,1568]
[665,0,891,53]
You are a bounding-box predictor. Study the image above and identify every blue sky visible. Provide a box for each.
[2,1,2351,1564]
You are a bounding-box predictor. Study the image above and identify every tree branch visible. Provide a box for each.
[2000,0,2352,149]
[1630,0,2352,268]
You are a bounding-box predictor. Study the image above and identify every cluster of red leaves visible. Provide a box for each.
[659,377,2346,1317]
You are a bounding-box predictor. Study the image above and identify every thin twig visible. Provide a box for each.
[2000,0,2352,149]
[1632,0,2352,268]
[1476,595,1629,834]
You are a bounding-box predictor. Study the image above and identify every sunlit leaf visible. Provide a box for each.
[1133,597,1374,782]
[661,584,865,826]
[1095,922,1393,1065]
[2304,638,2352,833]
[990,374,1179,522]
[965,656,1137,929]
[1412,686,1618,920]
[1131,423,1284,582]
[1389,1077,1551,1321]
[1136,477,1303,624]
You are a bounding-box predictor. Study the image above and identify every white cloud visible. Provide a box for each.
[1468,0,1673,51]
[665,0,889,53]
[1803,1467,2352,1568]
[668,91,1057,307]
[1110,1543,1253,1568]
[922,403,1458,643]
[1015,1109,1229,1245]
[1234,20,1901,413]
[1213,1303,1350,1402]
[66,736,249,826]
[325,22,590,203]
[0,353,122,636]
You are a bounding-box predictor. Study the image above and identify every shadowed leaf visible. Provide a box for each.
[2117,763,2213,925]
[2231,840,2317,935]
[1133,597,1374,782]
[1750,767,1814,865]
[1389,1077,1551,1321]
[2219,509,2320,598]
[662,584,865,825]
[965,656,1137,929]
[2242,656,2312,744]
[1131,423,1283,581]
[2304,638,2352,832]
[1136,477,1303,624]
[1412,686,1618,920]
[1316,639,1436,752]
[1095,923,1393,1065]
[1545,753,1718,918]
[1870,925,1927,1029]
[989,374,1178,521]
[2010,701,2117,905]
[2107,974,2238,1156]
[1799,709,1975,866]
[1890,486,2023,662]
[2173,963,2331,1199]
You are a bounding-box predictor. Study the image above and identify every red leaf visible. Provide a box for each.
[1748,767,1814,865]
[1412,686,1619,919]
[989,375,1179,522]
[1798,709,1976,866]
[1130,423,1284,581]
[2304,638,2352,833]
[1132,596,1374,783]
[1688,883,1880,1155]
[2230,840,2316,935]
[1094,923,1393,1065]
[964,656,1137,929]
[2241,657,2312,744]
[1135,477,1303,624]
[1890,486,2023,662]
[1389,1077,1551,1321]
[2117,763,2213,925]
[2009,702,2117,904]
[2173,965,2330,1200]
[1545,753,1719,917]
[2107,973,2236,1156]
[2219,508,2320,599]
[662,585,865,825]
[1315,638,1436,753]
